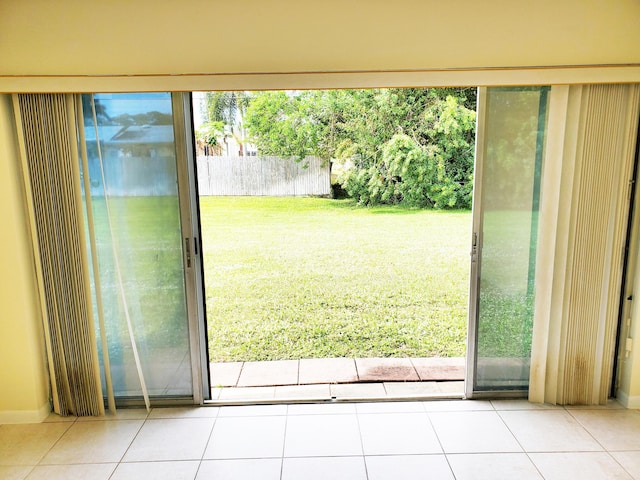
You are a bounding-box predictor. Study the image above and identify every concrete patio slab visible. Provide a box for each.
[210,362,243,387]
[298,358,358,384]
[237,360,299,387]
[356,357,419,382]
[411,357,465,381]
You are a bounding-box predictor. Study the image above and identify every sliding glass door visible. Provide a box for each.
[466,87,550,396]
[80,93,207,404]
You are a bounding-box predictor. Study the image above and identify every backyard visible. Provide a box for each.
[201,196,471,362]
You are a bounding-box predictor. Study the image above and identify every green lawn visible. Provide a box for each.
[200,196,472,362]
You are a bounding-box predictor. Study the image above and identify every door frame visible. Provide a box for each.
[465,86,549,399]
[173,92,211,403]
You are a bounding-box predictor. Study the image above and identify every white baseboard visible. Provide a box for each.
[616,390,640,409]
[0,403,50,424]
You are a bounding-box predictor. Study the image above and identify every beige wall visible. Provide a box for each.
[1,0,640,416]
[0,95,50,423]
[1,0,640,91]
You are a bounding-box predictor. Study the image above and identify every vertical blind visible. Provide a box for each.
[531,84,640,405]
[13,94,104,416]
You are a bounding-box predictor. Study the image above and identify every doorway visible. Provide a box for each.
[193,88,476,402]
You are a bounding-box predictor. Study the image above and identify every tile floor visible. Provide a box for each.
[1,399,639,479]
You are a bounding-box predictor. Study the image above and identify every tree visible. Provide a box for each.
[244,88,477,208]
[336,89,476,208]
[202,91,251,155]
[244,90,349,164]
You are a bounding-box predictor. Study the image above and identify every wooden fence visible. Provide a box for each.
[196,155,330,196]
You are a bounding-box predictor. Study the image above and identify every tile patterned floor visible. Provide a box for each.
[1,400,639,479]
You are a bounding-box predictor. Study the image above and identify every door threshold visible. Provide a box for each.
[205,381,465,406]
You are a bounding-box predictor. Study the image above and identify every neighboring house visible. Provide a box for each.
[1,0,640,424]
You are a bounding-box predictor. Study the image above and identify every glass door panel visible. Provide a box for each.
[81,93,193,399]
[467,87,550,395]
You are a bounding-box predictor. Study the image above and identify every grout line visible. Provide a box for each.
[194,413,218,479]
[353,405,369,479]
[33,418,75,466]
[103,416,147,479]
[564,408,613,453]
[423,408,455,478]
[493,408,548,479]
[280,405,289,480]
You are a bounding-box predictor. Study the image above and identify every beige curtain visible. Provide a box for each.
[13,94,104,416]
[531,84,640,405]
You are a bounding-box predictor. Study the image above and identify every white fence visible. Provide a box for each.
[196,155,330,196]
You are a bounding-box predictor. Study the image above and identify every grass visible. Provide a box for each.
[89,196,535,368]
[200,196,471,362]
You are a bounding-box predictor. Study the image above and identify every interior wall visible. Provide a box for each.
[0,95,50,423]
[1,0,640,91]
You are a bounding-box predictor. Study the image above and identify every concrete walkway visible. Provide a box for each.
[210,357,465,388]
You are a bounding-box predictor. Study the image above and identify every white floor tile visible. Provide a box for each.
[365,454,454,480]
[288,403,356,415]
[569,410,640,451]
[0,423,71,466]
[358,413,442,455]
[447,453,543,480]
[76,409,148,422]
[530,452,634,480]
[122,418,214,462]
[356,401,425,414]
[0,466,33,480]
[25,464,116,480]
[423,400,494,412]
[284,414,362,457]
[491,399,560,410]
[429,411,521,453]
[499,410,603,452]
[204,416,286,459]
[281,456,367,480]
[611,451,640,480]
[197,459,281,480]
[148,407,219,419]
[39,420,142,465]
[218,404,287,417]
[111,461,200,480]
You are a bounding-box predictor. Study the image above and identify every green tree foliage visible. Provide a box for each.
[244,88,477,208]
[200,91,251,155]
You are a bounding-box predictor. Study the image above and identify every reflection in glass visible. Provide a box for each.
[81,93,192,398]
[475,87,549,390]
